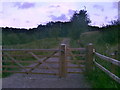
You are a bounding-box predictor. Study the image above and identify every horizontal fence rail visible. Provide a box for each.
[2,60,59,64]
[68,71,84,74]
[2,49,59,52]
[2,54,59,57]
[2,71,58,75]
[69,48,86,51]
[2,60,85,64]
[93,59,120,84]
[2,65,59,70]
[94,52,120,67]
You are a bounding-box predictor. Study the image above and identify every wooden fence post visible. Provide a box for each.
[59,44,67,78]
[85,43,94,75]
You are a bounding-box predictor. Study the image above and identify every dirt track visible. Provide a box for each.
[2,38,91,88]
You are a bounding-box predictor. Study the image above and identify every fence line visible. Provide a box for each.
[2,49,59,51]
[3,43,120,84]
[2,44,86,77]
[85,43,120,84]
[93,59,120,84]
[94,52,120,67]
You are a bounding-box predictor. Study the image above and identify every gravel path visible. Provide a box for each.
[2,57,91,88]
[2,39,91,88]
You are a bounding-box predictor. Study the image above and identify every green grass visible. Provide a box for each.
[79,31,120,88]
[80,31,119,57]
[86,67,120,88]
[2,38,63,78]
[3,38,62,49]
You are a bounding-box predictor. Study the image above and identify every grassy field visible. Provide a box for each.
[2,38,63,78]
[80,31,119,56]
[3,38,62,49]
[79,31,120,88]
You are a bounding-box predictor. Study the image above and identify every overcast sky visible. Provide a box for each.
[0,0,119,29]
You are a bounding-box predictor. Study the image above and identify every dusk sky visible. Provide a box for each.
[0,0,119,29]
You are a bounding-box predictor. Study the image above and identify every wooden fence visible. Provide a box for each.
[1,44,86,78]
[2,48,59,75]
[2,43,119,84]
[59,44,86,77]
[85,43,120,84]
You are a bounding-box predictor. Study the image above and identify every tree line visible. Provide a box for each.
[2,9,120,45]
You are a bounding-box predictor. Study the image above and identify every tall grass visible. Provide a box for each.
[79,31,120,88]
[3,38,62,49]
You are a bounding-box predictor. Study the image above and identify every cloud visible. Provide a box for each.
[14,2,21,7]
[114,16,118,20]
[14,2,35,9]
[112,2,119,9]
[26,20,30,23]
[13,18,16,21]
[104,16,108,22]
[50,14,68,21]
[68,9,75,15]
[94,13,100,16]
[105,16,108,19]
[49,5,60,8]
[101,8,104,12]
[105,16,108,20]
[93,4,104,12]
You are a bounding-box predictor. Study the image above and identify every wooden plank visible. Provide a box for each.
[67,60,85,63]
[27,51,58,72]
[68,71,84,74]
[66,54,85,57]
[77,60,85,63]
[2,60,59,64]
[4,53,28,73]
[28,52,43,63]
[73,54,86,57]
[2,54,59,57]
[2,70,58,75]
[45,61,59,64]
[2,49,59,51]
[2,65,30,69]
[67,66,85,69]
[95,52,120,67]
[28,52,57,72]
[94,60,120,84]
[2,60,38,63]
[70,48,86,51]
[2,65,58,70]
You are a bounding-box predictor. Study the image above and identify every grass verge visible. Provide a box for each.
[79,31,120,88]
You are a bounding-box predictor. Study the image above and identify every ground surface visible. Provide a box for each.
[2,38,91,88]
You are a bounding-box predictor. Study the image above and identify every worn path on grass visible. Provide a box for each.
[2,38,91,88]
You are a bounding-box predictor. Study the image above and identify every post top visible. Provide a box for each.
[61,44,66,46]
[88,43,93,45]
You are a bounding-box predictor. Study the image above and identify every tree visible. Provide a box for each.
[69,10,91,40]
